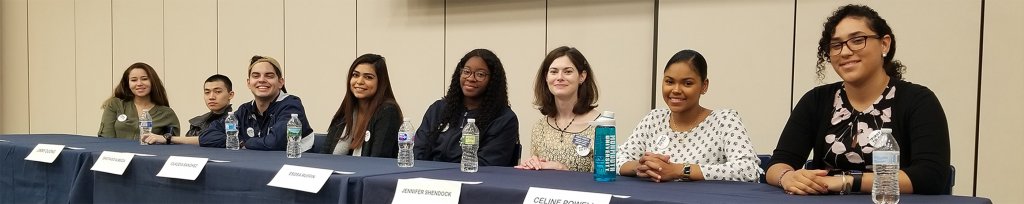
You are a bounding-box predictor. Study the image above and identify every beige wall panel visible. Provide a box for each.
[444,0,546,160]
[165,0,217,134]
[1,0,29,133]
[27,0,76,133]
[978,0,1024,202]
[218,0,284,107]
[112,0,163,79]
[794,0,980,195]
[75,0,113,136]
[547,0,654,145]
[284,0,356,133]
[356,0,445,128]
[658,0,793,154]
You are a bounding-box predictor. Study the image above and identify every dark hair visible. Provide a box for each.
[108,62,170,107]
[816,4,905,81]
[424,49,510,157]
[248,55,287,93]
[533,46,599,117]
[328,53,403,149]
[664,49,708,80]
[204,74,233,91]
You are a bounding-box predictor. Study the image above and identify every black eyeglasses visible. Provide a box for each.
[829,35,881,56]
[460,68,489,80]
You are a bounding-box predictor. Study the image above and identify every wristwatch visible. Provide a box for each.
[163,133,174,145]
[679,163,692,182]
[849,170,863,193]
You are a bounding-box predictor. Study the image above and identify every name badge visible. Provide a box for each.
[523,187,612,204]
[266,164,334,193]
[25,144,65,163]
[90,151,135,175]
[117,114,128,122]
[572,134,591,157]
[393,178,467,204]
[364,130,372,142]
[655,134,672,151]
[156,156,209,180]
[246,127,256,137]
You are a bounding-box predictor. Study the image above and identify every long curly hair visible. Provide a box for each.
[815,4,905,81]
[329,53,403,150]
[424,49,510,155]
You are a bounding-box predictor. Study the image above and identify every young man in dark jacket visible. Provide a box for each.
[200,56,313,150]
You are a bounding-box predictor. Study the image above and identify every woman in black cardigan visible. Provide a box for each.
[766,4,951,195]
[321,54,404,158]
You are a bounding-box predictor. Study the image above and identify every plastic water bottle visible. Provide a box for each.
[286,114,302,158]
[872,128,900,204]
[397,118,415,167]
[591,111,616,182]
[224,112,240,150]
[461,118,479,172]
[138,109,153,145]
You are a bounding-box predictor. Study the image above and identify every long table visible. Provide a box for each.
[0,134,457,204]
[0,134,992,204]
[360,166,989,204]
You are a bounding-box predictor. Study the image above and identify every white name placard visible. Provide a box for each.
[392,178,464,204]
[523,187,612,204]
[90,151,136,175]
[155,156,208,180]
[266,164,334,193]
[24,144,66,163]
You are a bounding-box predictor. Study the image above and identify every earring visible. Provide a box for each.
[882,53,887,57]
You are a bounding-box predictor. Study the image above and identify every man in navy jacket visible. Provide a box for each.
[200,56,313,150]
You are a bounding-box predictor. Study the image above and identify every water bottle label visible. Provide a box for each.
[873,151,899,165]
[226,123,237,131]
[287,127,301,138]
[398,132,411,141]
[139,121,153,128]
[462,135,478,145]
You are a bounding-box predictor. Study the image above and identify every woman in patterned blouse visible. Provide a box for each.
[616,50,761,182]
[515,46,601,172]
[766,4,951,195]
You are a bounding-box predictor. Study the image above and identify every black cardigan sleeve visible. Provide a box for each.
[898,84,951,195]
[769,85,828,170]
[365,104,402,158]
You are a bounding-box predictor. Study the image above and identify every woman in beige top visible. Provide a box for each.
[515,46,601,172]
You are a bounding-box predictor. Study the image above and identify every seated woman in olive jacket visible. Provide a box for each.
[99,62,180,140]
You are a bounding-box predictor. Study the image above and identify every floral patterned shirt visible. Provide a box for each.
[823,80,896,171]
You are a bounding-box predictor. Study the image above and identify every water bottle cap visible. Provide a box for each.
[228,111,234,115]
[589,111,615,126]
[601,111,615,118]
[881,128,893,134]
[403,118,411,122]
[291,113,298,117]
[466,118,476,123]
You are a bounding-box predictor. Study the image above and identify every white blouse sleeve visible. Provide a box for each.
[615,110,658,174]
[698,109,763,182]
